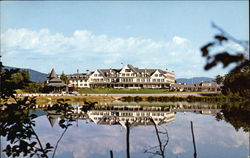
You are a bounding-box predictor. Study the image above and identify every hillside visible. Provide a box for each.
[3,66,48,82]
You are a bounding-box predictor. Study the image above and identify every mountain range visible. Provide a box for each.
[176,77,214,84]
[3,66,214,83]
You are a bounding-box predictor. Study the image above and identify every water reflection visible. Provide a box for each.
[1,101,249,158]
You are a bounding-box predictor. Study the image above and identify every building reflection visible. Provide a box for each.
[45,105,175,128]
[44,104,176,158]
[43,102,222,128]
[86,106,175,128]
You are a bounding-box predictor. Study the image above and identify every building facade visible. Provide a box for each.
[66,64,175,89]
[66,73,89,88]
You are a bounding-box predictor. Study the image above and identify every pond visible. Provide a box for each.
[0,101,249,158]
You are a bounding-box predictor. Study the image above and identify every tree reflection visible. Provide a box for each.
[0,97,53,157]
[218,102,250,132]
[0,97,75,157]
[144,118,169,158]
[52,118,74,158]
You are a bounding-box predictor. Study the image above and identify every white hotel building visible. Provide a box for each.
[66,64,175,89]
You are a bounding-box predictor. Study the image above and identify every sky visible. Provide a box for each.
[0,1,249,78]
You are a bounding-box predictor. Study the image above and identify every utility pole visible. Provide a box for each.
[125,120,130,158]
[191,121,197,158]
[77,69,79,88]
[248,131,250,158]
[0,136,2,158]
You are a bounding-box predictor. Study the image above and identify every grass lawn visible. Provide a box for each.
[76,88,219,94]
[5,96,115,104]
[76,88,170,94]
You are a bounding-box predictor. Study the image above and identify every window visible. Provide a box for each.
[155,74,158,77]
[125,69,131,72]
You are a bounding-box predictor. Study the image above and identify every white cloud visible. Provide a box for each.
[1,28,229,77]
[172,36,188,45]
[172,146,186,154]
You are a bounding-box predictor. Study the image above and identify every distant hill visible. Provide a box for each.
[3,66,48,82]
[176,77,214,84]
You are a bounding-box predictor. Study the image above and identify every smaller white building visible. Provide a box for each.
[67,73,90,88]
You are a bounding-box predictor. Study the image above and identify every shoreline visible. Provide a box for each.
[11,92,229,104]
[15,92,220,97]
[3,92,247,105]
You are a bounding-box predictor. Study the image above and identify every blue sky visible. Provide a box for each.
[0,1,249,78]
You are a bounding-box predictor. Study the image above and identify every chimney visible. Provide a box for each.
[86,69,90,75]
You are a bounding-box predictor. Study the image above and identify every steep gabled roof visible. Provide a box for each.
[158,69,168,74]
[97,69,121,77]
[99,69,121,73]
[97,69,106,77]
[48,68,57,79]
[45,69,66,87]
[127,64,139,73]
[157,69,167,78]
[47,114,60,128]
[137,69,159,76]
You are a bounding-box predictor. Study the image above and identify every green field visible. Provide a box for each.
[76,88,170,94]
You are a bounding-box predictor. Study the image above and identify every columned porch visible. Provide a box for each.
[89,82,170,89]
